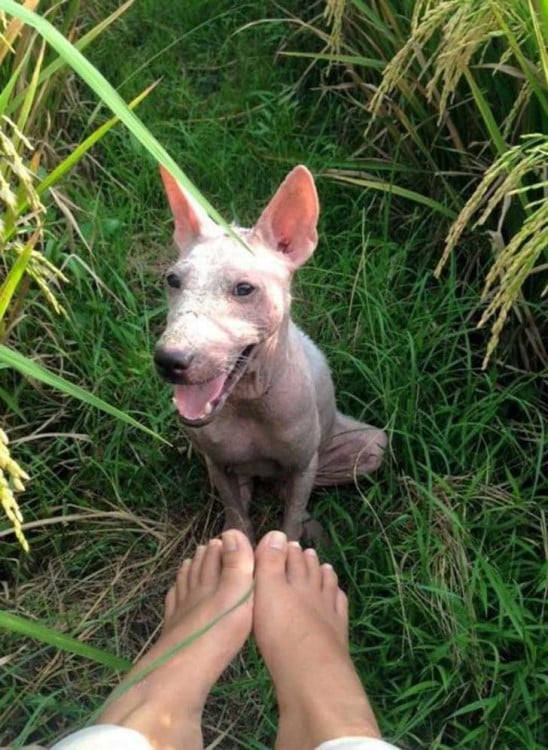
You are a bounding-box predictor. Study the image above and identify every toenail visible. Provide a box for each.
[289,540,301,548]
[304,547,317,556]
[222,530,238,552]
[267,530,287,550]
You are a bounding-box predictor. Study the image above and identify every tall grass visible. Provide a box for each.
[0,0,250,707]
[299,0,548,367]
[0,0,238,549]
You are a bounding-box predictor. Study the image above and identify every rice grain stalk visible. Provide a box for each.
[425,2,526,122]
[478,199,547,369]
[363,0,546,365]
[0,2,172,550]
[368,0,539,145]
[0,115,67,322]
[324,0,346,54]
[368,0,467,121]
[435,135,547,368]
[0,426,29,552]
[0,116,60,551]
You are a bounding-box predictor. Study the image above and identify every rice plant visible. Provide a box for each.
[437,134,547,368]
[0,0,223,547]
[303,0,548,366]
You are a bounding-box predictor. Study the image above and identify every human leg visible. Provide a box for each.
[253,530,381,750]
[56,530,254,750]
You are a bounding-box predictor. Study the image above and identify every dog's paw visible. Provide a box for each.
[301,516,329,547]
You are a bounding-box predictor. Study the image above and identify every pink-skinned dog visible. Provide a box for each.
[154,164,387,541]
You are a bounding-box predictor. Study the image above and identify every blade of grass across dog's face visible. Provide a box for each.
[0,0,249,249]
[0,345,169,443]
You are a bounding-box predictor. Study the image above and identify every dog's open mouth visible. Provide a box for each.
[173,344,255,426]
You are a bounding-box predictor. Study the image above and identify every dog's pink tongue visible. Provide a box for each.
[174,375,226,421]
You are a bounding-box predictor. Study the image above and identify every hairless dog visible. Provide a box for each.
[154,165,387,541]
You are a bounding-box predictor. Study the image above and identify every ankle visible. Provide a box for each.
[291,688,381,747]
[119,700,203,750]
[307,709,381,747]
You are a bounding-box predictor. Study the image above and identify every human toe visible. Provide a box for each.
[189,544,207,588]
[287,541,307,583]
[255,529,288,579]
[163,586,177,625]
[321,563,340,609]
[175,557,192,601]
[219,529,254,582]
[199,537,223,587]
[304,546,322,587]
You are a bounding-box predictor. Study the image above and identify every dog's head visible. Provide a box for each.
[154,165,319,427]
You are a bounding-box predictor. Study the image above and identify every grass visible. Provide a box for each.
[311,0,548,368]
[1,1,546,748]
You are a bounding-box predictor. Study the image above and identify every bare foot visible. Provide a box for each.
[98,530,254,750]
[253,530,381,750]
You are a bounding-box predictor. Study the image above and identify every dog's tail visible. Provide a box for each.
[315,413,387,486]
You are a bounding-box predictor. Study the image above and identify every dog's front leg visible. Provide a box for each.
[205,456,254,540]
[281,453,319,541]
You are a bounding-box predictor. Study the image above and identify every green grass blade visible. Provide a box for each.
[463,69,507,158]
[0,0,247,247]
[36,83,157,198]
[491,0,548,116]
[6,0,136,116]
[464,69,528,214]
[0,47,32,116]
[0,344,168,444]
[74,0,134,45]
[0,242,33,322]
[3,82,158,227]
[2,85,154,240]
[538,0,548,49]
[349,0,400,44]
[14,37,44,135]
[0,610,131,670]
[281,50,385,70]
[326,173,458,219]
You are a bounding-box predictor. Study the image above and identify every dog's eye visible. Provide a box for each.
[233,282,255,297]
[165,273,182,289]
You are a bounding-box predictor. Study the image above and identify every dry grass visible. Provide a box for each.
[0,501,261,746]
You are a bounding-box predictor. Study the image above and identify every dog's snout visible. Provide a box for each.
[154,347,194,381]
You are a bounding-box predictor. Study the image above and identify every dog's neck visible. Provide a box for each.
[232,313,292,402]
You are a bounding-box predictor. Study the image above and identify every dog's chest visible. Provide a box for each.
[185,401,319,476]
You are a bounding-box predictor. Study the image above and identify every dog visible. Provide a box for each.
[154,164,387,541]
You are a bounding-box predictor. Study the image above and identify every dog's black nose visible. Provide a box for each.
[154,347,194,381]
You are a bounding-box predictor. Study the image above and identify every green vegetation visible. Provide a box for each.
[317,0,548,369]
[0,1,546,748]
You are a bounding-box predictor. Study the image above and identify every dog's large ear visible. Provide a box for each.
[160,166,220,254]
[253,165,319,268]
